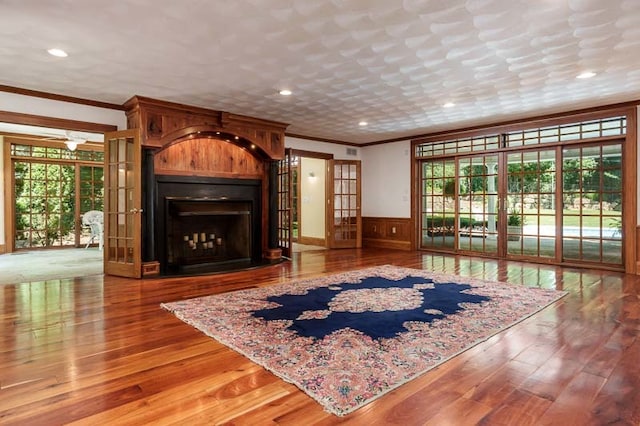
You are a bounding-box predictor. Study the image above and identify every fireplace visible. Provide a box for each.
[152,175,264,276]
[167,199,252,272]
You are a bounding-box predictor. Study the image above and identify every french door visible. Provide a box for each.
[276,149,292,257]
[420,141,623,268]
[327,160,362,248]
[104,129,142,277]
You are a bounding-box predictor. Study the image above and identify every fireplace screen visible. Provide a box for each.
[166,199,252,272]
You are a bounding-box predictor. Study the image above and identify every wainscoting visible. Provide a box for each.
[363,217,412,250]
[636,226,640,274]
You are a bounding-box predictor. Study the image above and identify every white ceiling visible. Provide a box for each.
[1,0,639,144]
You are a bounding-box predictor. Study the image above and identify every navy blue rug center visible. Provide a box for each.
[251,275,491,340]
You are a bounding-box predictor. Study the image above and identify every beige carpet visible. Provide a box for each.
[0,248,103,285]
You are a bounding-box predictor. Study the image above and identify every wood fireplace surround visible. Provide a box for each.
[124,96,288,276]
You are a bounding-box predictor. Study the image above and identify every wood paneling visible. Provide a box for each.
[122,96,289,271]
[154,138,264,179]
[0,249,639,424]
[636,226,640,273]
[363,217,412,250]
[624,109,637,274]
[124,96,287,160]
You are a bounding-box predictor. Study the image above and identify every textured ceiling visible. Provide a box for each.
[1,0,639,144]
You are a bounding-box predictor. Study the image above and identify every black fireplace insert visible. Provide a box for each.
[151,175,264,275]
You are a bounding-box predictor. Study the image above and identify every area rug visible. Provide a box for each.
[161,265,567,416]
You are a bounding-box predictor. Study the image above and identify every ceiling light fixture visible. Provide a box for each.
[576,71,597,79]
[358,121,368,127]
[65,141,79,151]
[47,48,68,58]
[279,89,292,96]
[443,102,456,108]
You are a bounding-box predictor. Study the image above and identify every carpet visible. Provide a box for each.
[161,265,567,416]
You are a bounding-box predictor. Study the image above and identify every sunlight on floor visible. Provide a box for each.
[0,248,103,285]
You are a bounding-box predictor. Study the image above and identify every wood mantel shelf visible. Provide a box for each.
[123,95,288,160]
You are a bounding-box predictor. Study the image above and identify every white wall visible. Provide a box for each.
[0,92,127,129]
[286,136,411,219]
[300,157,326,239]
[285,136,360,160]
[361,140,412,218]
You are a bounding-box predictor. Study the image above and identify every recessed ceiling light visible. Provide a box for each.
[47,48,68,58]
[279,89,292,96]
[358,121,368,126]
[576,71,597,79]
[443,102,455,108]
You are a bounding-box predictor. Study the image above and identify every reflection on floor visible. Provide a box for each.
[0,248,103,285]
[0,243,329,285]
[292,242,326,252]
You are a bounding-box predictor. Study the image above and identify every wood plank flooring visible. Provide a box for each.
[1,248,639,425]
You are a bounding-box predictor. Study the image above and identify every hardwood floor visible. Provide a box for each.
[1,248,639,425]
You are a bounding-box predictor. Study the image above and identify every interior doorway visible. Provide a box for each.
[0,123,109,284]
[295,156,327,249]
[278,149,333,255]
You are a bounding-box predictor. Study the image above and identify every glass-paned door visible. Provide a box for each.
[291,154,299,242]
[420,159,456,250]
[418,141,624,268]
[327,160,361,248]
[104,130,141,278]
[276,149,292,257]
[79,165,104,213]
[14,161,75,248]
[77,165,104,247]
[457,155,498,255]
[562,143,622,265]
[505,149,557,259]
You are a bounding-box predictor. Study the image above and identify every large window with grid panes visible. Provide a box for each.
[414,111,635,271]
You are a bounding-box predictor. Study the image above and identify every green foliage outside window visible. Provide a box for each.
[13,144,104,248]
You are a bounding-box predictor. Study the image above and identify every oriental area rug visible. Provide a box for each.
[161,265,567,416]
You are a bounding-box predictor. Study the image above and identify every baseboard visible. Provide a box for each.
[298,236,325,246]
[363,238,411,251]
[0,244,5,255]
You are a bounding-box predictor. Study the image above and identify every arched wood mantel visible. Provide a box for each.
[123,95,288,159]
[157,125,272,161]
